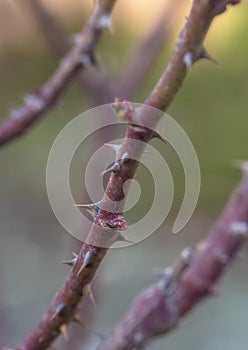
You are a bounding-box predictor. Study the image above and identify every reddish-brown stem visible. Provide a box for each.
[97,167,248,350]
[0,0,117,147]
[16,1,240,349]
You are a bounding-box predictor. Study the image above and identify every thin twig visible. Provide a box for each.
[0,0,117,147]
[25,0,177,104]
[24,0,113,104]
[15,1,240,350]
[97,165,248,350]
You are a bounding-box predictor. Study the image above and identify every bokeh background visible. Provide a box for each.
[0,0,248,349]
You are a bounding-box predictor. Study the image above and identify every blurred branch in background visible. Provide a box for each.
[0,0,117,147]
[24,0,178,104]
[97,165,248,350]
[114,1,178,100]
[22,0,70,57]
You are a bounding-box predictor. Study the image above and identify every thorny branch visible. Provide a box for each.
[0,0,117,147]
[97,165,248,350]
[26,0,177,104]
[15,1,241,350]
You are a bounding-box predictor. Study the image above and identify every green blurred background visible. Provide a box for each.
[0,0,247,349]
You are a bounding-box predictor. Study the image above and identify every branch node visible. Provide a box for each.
[97,214,128,230]
[112,99,136,122]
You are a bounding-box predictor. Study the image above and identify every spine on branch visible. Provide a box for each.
[97,165,248,350]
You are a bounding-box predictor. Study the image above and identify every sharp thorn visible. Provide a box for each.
[83,284,96,307]
[197,47,219,67]
[77,262,87,276]
[62,257,77,267]
[101,162,120,176]
[121,151,130,164]
[50,303,67,321]
[152,130,167,144]
[73,314,85,327]
[89,54,99,69]
[77,250,96,276]
[115,232,134,244]
[104,143,122,154]
[180,247,195,265]
[59,324,68,342]
[230,221,248,238]
[73,203,99,217]
[128,123,146,133]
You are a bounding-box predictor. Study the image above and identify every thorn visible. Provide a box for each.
[73,314,85,327]
[101,162,120,176]
[50,303,67,321]
[83,284,96,306]
[59,324,68,342]
[115,232,134,244]
[197,47,219,67]
[62,257,77,267]
[73,203,99,218]
[104,143,122,154]
[183,51,194,71]
[97,14,112,32]
[24,94,44,111]
[121,151,130,164]
[230,221,248,238]
[77,250,96,275]
[152,130,167,145]
[81,53,91,66]
[180,247,195,265]
[213,248,229,264]
[128,123,167,145]
[128,123,146,133]
[157,267,175,291]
